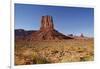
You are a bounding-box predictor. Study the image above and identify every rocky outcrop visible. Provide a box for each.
[27,15,73,41]
[40,16,54,31]
[15,15,73,41]
[15,29,37,40]
[80,33,84,37]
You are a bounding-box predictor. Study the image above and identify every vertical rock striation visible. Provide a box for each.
[40,16,54,31]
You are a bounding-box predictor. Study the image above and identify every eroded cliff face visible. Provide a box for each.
[15,15,73,41]
[26,15,73,41]
[40,16,54,31]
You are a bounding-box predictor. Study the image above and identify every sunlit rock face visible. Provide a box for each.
[40,16,54,31]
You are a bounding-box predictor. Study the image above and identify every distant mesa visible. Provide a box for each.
[68,34,73,36]
[80,33,84,37]
[15,15,73,41]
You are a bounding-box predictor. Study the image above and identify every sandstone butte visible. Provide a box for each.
[15,15,73,41]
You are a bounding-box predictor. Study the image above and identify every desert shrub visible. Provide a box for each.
[80,55,94,61]
[32,52,49,64]
[51,50,59,54]
[60,56,80,62]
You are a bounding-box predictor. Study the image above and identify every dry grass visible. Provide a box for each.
[15,38,94,65]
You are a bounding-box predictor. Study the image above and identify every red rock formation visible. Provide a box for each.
[40,16,54,31]
[25,15,73,41]
[80,33,84,37]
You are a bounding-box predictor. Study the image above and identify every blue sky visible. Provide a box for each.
[15,3,94,37]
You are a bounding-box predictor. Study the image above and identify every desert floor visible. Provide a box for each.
[15,38,94,65]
